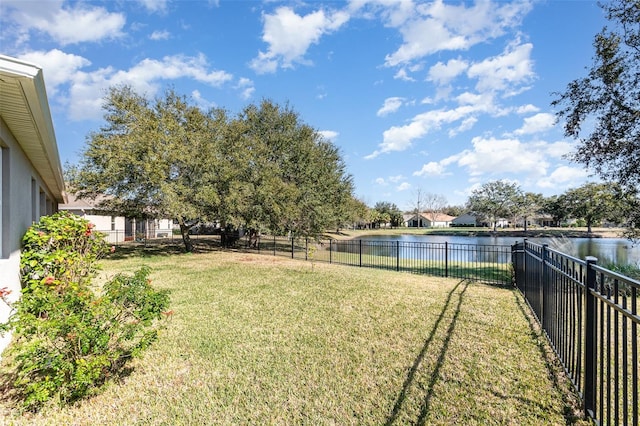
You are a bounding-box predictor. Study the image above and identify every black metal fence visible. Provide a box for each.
[251,235,512,285]
[512,240,639,425]
[97,230,177,244]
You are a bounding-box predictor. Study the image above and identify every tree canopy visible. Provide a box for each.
[552,0,639,239]
[467,180,522,231]
[71,86,356,251]
[563,182,623,233]
[553,0,640,189]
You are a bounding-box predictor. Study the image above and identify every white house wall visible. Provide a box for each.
[73,211,126,243]
[0,118,59,354]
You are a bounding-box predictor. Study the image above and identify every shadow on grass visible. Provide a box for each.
[511,291,589,425]
[385,279,470,425]
[107,238,226,260]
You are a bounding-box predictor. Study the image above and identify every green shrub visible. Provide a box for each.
[0,211,170,411]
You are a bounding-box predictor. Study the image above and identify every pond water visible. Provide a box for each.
[355,234,640,266]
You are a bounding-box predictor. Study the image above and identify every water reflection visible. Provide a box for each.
[351,234,640,266]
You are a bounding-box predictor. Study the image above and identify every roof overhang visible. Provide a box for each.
[0,55,66,203]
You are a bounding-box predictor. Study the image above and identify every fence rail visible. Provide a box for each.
[244,235,512,285]
[512,240,639,425]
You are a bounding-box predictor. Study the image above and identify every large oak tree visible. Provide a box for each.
[71,87,355,251]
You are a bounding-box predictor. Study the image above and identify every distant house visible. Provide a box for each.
[451,213,477,227]
[492,218,510,228]
[406,213,454,228]
[1,55,66,355]
[402,213,414,227]
[59,194,174,243]
[514,214,555,228]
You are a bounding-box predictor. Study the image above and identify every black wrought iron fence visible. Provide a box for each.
[512,240,639,425]
[252,235,512,285]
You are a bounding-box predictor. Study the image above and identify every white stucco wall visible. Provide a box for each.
[1,118,59,354]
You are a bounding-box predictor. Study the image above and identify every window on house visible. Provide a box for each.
[31,178,37,223]
[1,146,9,259]
[111,216,116,231]
[39,189,45,220]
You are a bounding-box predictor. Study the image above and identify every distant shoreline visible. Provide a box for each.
[330,227,626,240]
[415,230,614,239]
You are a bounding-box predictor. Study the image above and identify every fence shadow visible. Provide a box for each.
[511,291,587,425]
[385,279,470,425]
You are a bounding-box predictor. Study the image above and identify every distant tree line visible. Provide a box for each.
[466,180,638,234]
[368,180,638,235]
[69,86,360,252]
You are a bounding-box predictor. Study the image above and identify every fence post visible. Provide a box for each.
[329,239,332,264]
[359,240,362,267]
[445,241,449,278]
[291,236,295,259]
[584,256,598,419]
[396,241,400,272]
[273,235,276,256]
[541,244,548,329]
[305,238,308,261]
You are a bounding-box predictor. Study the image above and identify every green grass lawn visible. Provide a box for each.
[1,249,586,425]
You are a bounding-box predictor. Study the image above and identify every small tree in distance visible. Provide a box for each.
[467,180,522,231]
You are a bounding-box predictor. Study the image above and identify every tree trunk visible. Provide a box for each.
[179,221,194,252]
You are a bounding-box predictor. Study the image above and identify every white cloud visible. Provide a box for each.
[191,90,217,110]
[413,161,447,177]
[27,51,234,121]
[467,41,535,94]
[427,58,468,85]
[4,1,126,45]
[19,49,90,96]
[448,116,477,137]
[116,54,233,87]
[388,174,405,183]
[454,136,549,177]
[137,0,169,13]
[394,68,415,82]
[235,77,255,100]
[537,166,590,189]
[397,182,411,191]
[377,97,404,116]
[375,177,387,185]
[514,112,556,135]
[319,130,339,141]
[367,103,489,158]
[545,140,574,158]
[384,1,531,66]
[149,30,171,41]
[250,6,349,73]
[515,104,540,114]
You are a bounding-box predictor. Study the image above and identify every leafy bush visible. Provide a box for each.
[600,261,640,297]
[0,211,170,411]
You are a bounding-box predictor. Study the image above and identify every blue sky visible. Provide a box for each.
[1,0,607,210]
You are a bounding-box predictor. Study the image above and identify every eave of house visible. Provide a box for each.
[0,55,66,203]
